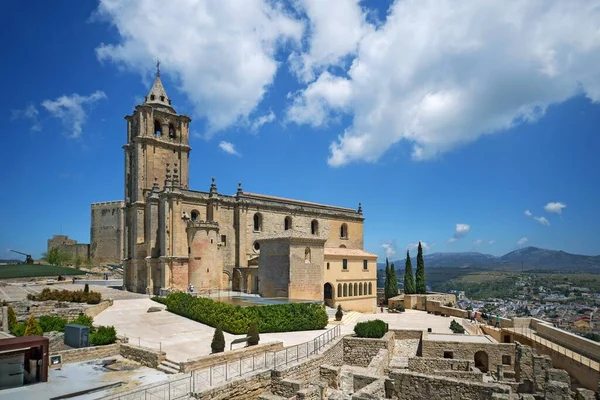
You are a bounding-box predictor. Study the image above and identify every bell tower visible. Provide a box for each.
[123,63,191,265]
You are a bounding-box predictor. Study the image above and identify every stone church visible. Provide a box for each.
[111,70,377,312]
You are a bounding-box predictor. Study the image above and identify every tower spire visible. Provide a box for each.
[156,59,161,77]
[144,61,174,111]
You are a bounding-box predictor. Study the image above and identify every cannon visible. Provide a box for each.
[10,250,34,264]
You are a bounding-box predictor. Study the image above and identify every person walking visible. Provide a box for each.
[495,314,500,328]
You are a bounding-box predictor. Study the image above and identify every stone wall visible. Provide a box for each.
[388,370,512,400]
[367,349,389,376]
[90,201,125,265]
[534,323,600,363]
[352,373,379,393]
[407,357,471,373]
[426,300,469,318]
[343,332,395,367]
[194,369,273,400]
[421,340,515,373]
[12,300,98,322]
[352,378,387,399]
[119,343,166,368]
[180,341,284,373]
[392,329,423,340]
[55,343,120,364]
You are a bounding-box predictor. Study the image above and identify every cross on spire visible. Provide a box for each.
[156,59,161,77]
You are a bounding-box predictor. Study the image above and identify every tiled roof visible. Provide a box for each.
[324,248,378,258]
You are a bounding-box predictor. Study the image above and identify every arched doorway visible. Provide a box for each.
[474,351,489,373]
[232,269,243,292]
[324,283,333,307]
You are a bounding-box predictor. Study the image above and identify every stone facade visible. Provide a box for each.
[343,331,395,367]
[90,201,125,264]
[421,339,515,374]
[47,234,89,262]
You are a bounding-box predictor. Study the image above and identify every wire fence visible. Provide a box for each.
[123,335,163,352]
[106,325,341,400]
[510,327,600,372]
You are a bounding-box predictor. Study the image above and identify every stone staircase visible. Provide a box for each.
[329,311,362,325]
[157,359,181,374]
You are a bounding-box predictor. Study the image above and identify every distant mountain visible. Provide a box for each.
[0,259,22,264]
[377,246,600,272]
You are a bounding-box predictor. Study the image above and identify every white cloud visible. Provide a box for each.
[95,0,303,135]
[250,110,276,132]
[10,104,42,132]
[534,216,550,226]
[524,210,532,217]
[455,223,471,238]
[407,241,430,252]
[41,91,106,138]
[517,237,529,246]
[447,238,457,244]
[286,0,600,166]
[488,240,496,244]
[218,141,240,156]
[382,243,396,258]
[544,202,567,214]
[473,239,482,246]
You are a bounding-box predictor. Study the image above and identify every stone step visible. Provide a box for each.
[162,359,181,371]
[157,363,180,375]
[341,311,362,325]
[257,394,289,400]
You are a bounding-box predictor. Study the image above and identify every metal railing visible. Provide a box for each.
[510,327,600,372]
[124,335,163,352]
[106,325,341,400]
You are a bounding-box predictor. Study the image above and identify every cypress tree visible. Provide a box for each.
[389,263,399,298]
[24,314,42,336]
[404,250,416,294]
[384,257,390,301]
[415,242,427,294]
[211,326,225,353]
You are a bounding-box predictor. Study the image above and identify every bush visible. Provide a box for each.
[27,287,102,304]
[160,293,328,334]
[211,326,225,353]
[247,322,260,346]
[450,319,465,334]
[39,315,67,332]
[354,319,387,338]
[10,322,26,337]
[24,315,43,336]
[395,305,405,312]
[7,306,17,330]
[84,284,90,294]
[90,326,117,345]
[72,314,94,327]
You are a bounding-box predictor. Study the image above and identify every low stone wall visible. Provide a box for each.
[84,300,113,318]
[421,340,515,373]
[320,365,340,389]
[271,337,344,396]
[367,349,389,376]
[194,370,272,400]
[407,357,471,373]
[353,378,387,399]
[55,343,120,364]
[119,343,166,368]
[181,341,283,372]
[352,373,379,393]
[437,370,483,383]
[388,370,511,400]
[12,300,92,322]
[343,331,394,367]
[534,323,600,363]
[426,301,469,319]
[391,329,423,340]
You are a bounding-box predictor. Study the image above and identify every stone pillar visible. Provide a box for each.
[497,364,504,381]
[2,306,8,332]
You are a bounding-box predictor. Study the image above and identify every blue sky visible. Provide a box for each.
[2,0,600,261]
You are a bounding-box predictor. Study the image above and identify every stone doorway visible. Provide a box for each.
[474,350,489,373]
[324,282,334,307]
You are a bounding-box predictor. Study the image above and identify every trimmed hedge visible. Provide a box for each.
[154,293,328,334]
[27,287,101,304]
[450,319,465,334]
[354,319,387,338]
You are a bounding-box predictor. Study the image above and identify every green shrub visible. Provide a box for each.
[211,326,225,353]
[161,293,328,334]
[84,284,90,294]
[10,322,26,337]
[39,315,67,332]
[354,319,387,338]
[247,322,260,346]
[90,326,116,345]
[450,319,465,334]
[24,315,43,336]
[395,305,405,312]
[72,314,94,327]
[27,287,102,304]
[7,306,17,330]
[151,296,168,306]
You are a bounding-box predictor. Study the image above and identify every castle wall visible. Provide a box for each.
[258,240,291,298]
[288,243,324,301]
[421,340,515,373]
[90,201,125,264]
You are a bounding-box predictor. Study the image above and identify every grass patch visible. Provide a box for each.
[0,264,86,279]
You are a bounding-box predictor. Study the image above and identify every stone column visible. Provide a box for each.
[2,306,8,332]
[497,364,504,381]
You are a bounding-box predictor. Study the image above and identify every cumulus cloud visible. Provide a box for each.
[473,239,482,246]
[94,0,303,135]
[286,0,600,166]
[534,216,550,226]
[544,202,567,214]
[218,141,240,156]
[488,240,496,245]
[41,91,106,138]
[10,104,42,132]
[250,110,276,132]
[524,210,532,217]
[517,237,529,246]
[407,241,430,252]
[382,242,396,258]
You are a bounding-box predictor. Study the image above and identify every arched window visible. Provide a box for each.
[253,213,262,232]
[154,120,162,136]
[363,282,368,296]
[253,241,260,252]
[359,283,363,296]
[326,262,330,270]
[305,247,311,264]
[338,283,342,297]
[168,123,176,139]
[340,223,348,239]
[340,244,347,248]
[284,216,292,231]
[349,283,353,296]
[368,282,372,295]
[343,283,347,297]
[190,210,199,221]
[311,220,319,235]
[354,283,358,296]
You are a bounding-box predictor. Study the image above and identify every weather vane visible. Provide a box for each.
[156,59,161,77]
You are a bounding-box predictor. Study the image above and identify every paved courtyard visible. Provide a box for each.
[94,299,463,362]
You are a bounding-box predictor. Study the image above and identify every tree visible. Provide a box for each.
[404,250,416,294]
[384,257,391,302]
[415,242,427,294]
[211,326,225,353]
[7,306,17,330]
[389,263,399,298]
[24,315,42,336]
[247,322,260,346]
[84,284,90,294]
